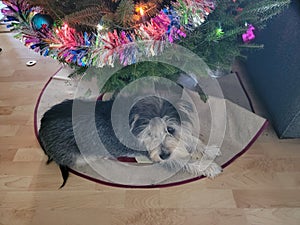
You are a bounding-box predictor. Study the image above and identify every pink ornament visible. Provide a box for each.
[242,24,256,43]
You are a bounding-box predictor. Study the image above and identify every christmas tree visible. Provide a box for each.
[1,0,291,93]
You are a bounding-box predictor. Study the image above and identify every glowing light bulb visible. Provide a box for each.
[139,7,144,16]
[136,6,145,16]
[97,24,104,31]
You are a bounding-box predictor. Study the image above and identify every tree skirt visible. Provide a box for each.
[34,67,267,188]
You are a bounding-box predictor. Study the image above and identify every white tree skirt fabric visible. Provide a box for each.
[35,66,267,188]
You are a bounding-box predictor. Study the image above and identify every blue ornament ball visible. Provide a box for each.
[31,13,54,30]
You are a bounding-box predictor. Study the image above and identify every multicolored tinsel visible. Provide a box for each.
[1,0,215,67]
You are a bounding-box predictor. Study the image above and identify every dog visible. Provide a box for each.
[39,96,222,187]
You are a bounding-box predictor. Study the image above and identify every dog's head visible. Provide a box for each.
[129,96,194,162]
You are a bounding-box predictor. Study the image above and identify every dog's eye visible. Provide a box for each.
[167,126,175,135]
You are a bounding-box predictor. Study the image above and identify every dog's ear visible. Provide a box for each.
[130,114,139,132]
[175,99,198,128]
[176,100,194,115]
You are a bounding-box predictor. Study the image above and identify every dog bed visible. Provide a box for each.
[34,66,267,188]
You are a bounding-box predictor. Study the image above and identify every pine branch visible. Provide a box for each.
[64,6,111,30]
[101,61,180,93]
[27,0,117,21]
[237,0,290,25]
[140,0,163,18]
[115,0,135,28]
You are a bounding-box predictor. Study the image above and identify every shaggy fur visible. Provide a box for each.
[39,96,222,187]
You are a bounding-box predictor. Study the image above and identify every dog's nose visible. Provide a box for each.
[159,151,171,160]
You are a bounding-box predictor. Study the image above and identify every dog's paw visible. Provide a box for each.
[149,150,163,162]
[184,160,222,177]
[204,146,222,159]
[202,162,222,178]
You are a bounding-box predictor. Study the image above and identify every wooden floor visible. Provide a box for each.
[1,32,300,225]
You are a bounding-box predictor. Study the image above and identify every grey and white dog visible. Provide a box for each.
[39,96,222,187]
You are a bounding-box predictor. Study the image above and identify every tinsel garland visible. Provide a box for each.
[1,0,215,67]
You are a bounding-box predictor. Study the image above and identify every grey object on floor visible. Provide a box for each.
[177,72,253,111]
